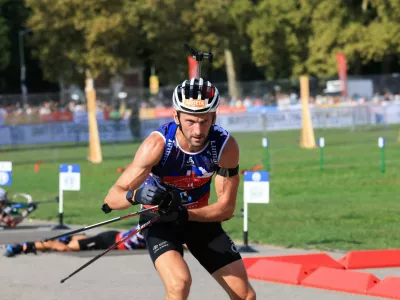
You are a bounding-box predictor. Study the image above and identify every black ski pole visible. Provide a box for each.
[43,205,159,242]
[60,215,160,284]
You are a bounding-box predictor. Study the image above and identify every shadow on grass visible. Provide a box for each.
[307,238,362,245]
[304,238,363,250]
[283,238,363,250]
[10,154,135,166]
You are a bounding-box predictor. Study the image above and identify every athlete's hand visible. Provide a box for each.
[158,191,188,224]
[134,184,167,205]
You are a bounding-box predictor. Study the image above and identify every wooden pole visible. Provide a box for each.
[86,69,102,163]
[300,76,317,149]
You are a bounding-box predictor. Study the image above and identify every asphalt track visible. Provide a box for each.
[1,219,392,300]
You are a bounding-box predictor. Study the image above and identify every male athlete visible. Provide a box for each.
[103,78,256,300]
[4,224,146,257]
[0,188,37,228]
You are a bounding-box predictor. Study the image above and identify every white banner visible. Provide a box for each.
[0,104,399,146]
[0,118,173,146]
[216,112,264,132]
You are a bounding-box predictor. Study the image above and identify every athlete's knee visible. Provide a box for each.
[165,273,192,298]
[231,283,256,300]
[67,240,81,251]
[245,285,256,300]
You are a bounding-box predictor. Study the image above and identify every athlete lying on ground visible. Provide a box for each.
[4,224,145,257]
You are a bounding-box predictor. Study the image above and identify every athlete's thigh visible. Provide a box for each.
[155,249,192,290]
[212,259,256,300]
[76,234,106,250]
[184,222,242,274]
[141,220,184,264]
[76,231,119,250]
[67,240,81,251]
[141,220,190,287]
[51,241,70,252]
[70,235,87,241]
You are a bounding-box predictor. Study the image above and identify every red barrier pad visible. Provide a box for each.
[339,249,400,269]
[247,259,313,285]
[367,277,400,299]
[301,267,380,295]
[265,253,345,270]
[242,257,264,269]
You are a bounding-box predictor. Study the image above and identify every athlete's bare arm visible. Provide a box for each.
[187,136,240,222]
[104,133,165,210]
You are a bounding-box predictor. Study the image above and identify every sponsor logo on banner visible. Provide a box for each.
[40,112,73,123]
[217,106,247,114]
[139,108,156,120]
[154,107,175,118]
[5,113,41,125]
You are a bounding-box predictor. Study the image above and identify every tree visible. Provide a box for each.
[25,0,143,84]
[359,0,400,66]
[306,0,352,77]
[246,0,315,79]
[25,0,199,85]
[0,0,10,71]
[0,15,9,71]
[0,0,57,94]
[179,0,262,90]
[245,0,400,79]
[132,0,194,84]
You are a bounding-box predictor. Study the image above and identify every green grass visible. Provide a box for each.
[3,125,400,251]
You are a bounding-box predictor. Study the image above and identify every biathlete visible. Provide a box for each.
[102,78,256,300]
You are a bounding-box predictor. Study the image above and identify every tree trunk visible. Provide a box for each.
[224,48,240,100]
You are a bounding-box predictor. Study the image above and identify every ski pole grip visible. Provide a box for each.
[101,203,113,214]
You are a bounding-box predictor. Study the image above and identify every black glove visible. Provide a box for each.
[134,184,167,205]
[101,203,113,214]
[158,191,188,224]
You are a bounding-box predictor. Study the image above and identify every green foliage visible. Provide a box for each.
[133,0,194,84]
[0,16,9,70]
[306,0,350,77]
[0,1,10,71]
[247,0,313,79]
[25,0,143,83]
[358,0,400,63]
[247,0,400,78]
[9,0,400,84]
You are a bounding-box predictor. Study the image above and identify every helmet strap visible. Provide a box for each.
[176,111,184,133]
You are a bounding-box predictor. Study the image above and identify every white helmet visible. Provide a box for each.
[172,78,220,114]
